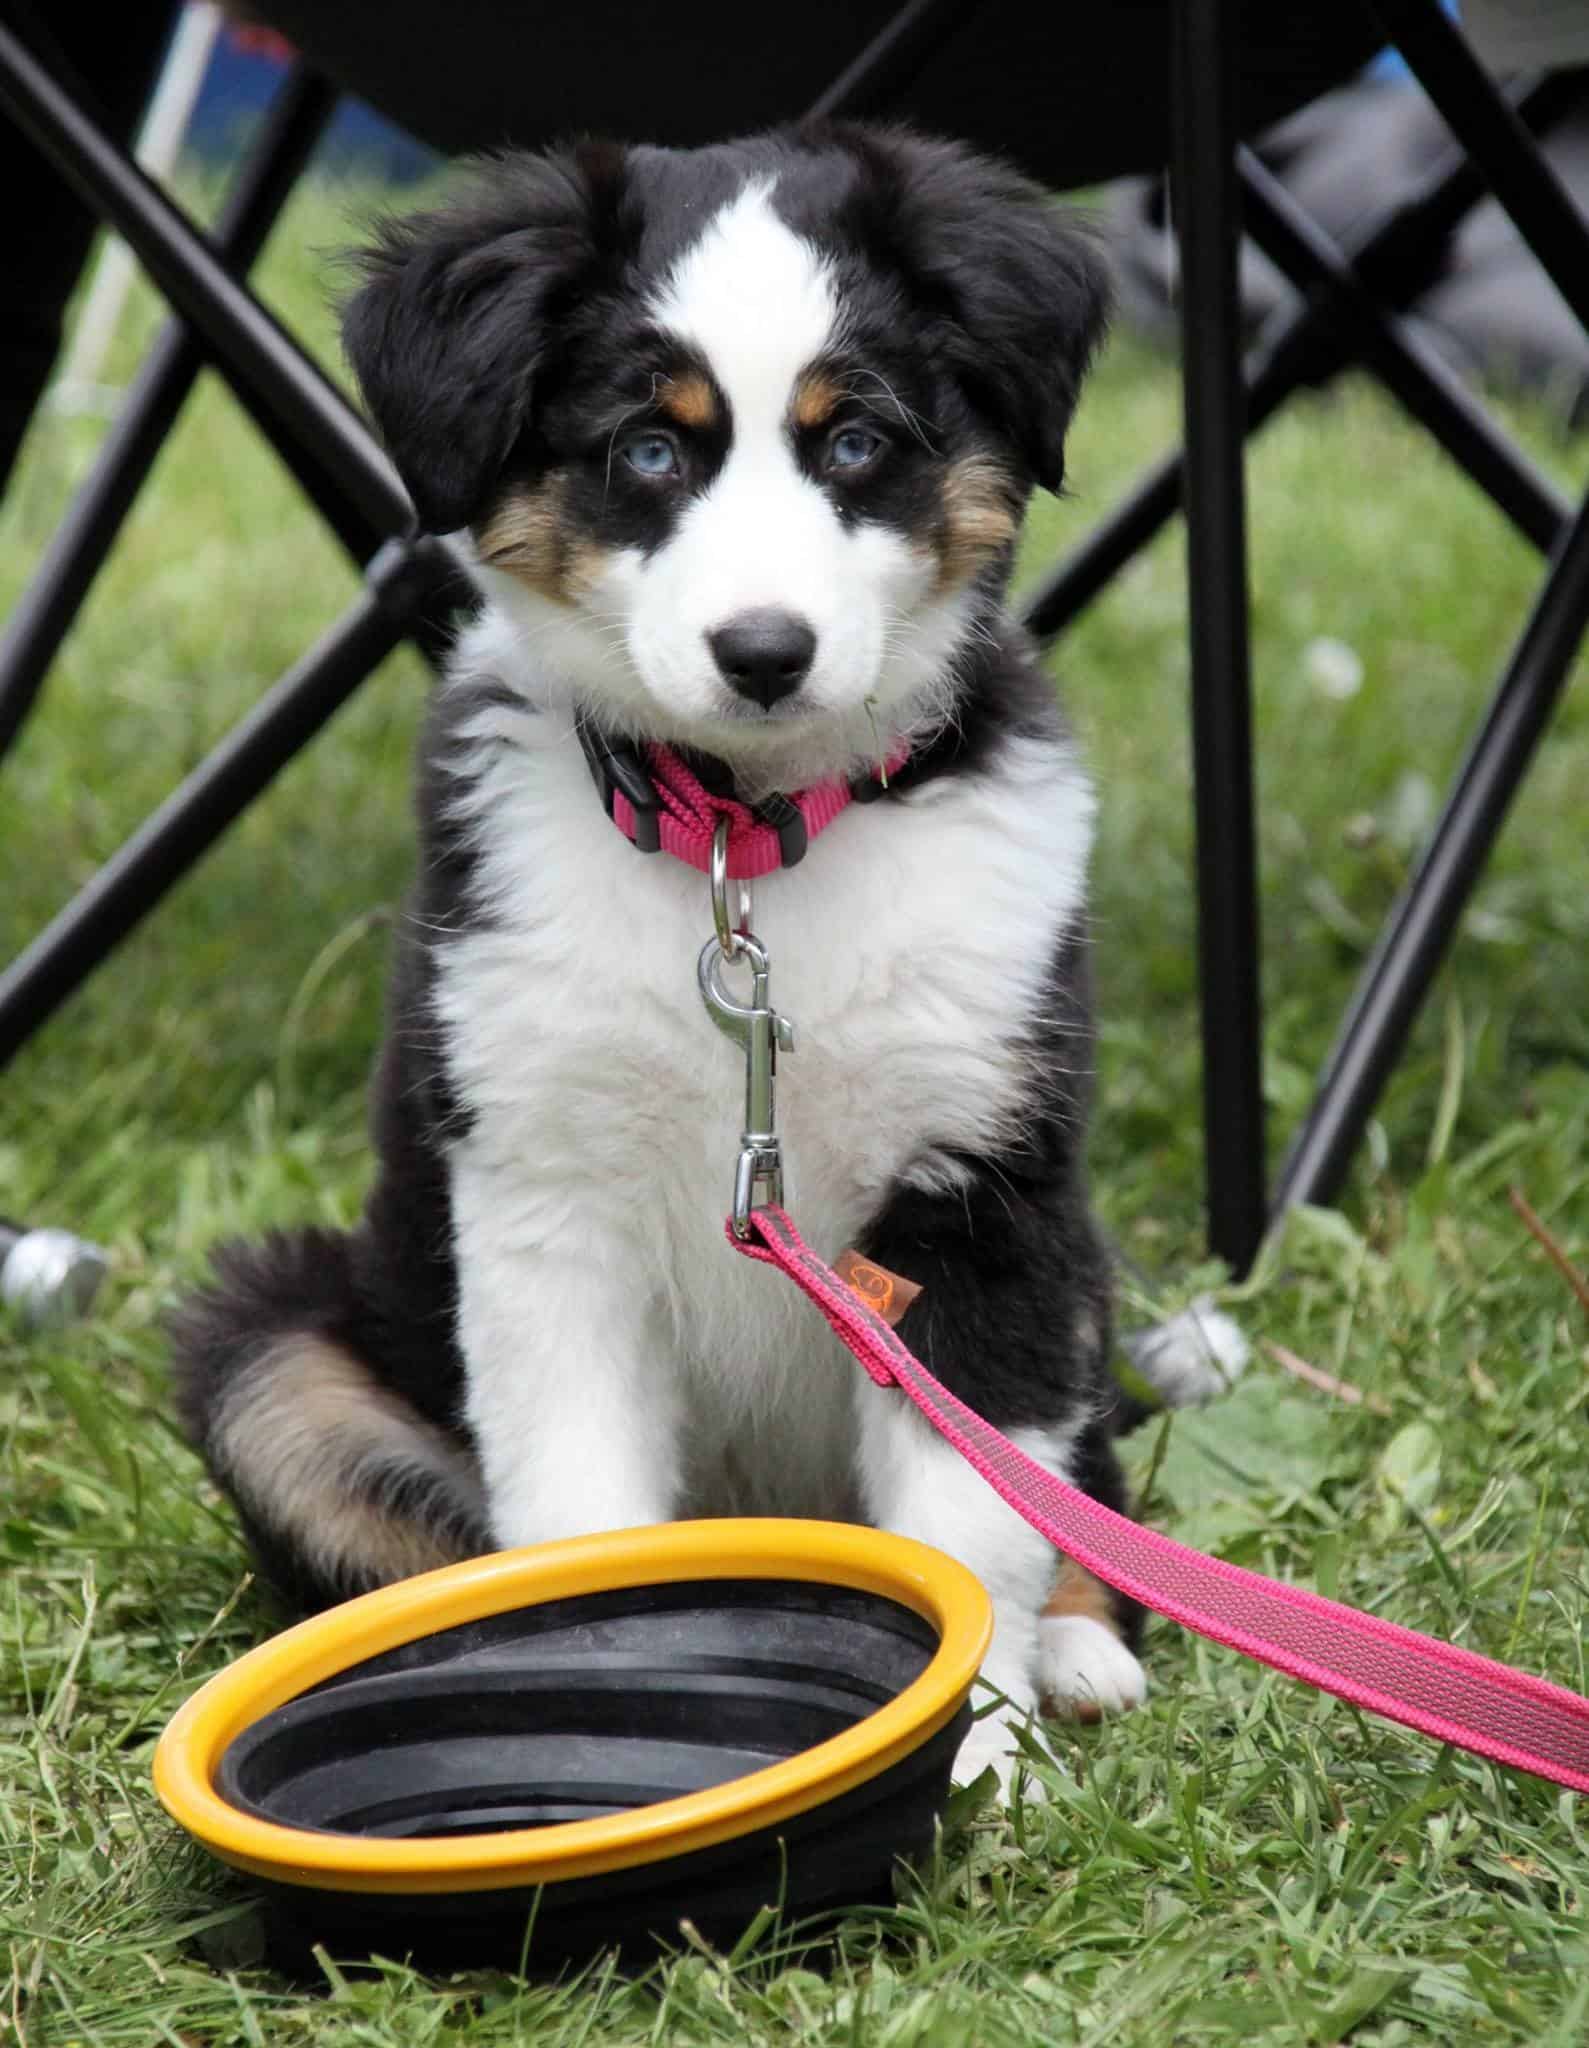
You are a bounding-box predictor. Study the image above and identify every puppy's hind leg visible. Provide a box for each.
[169,1228,489,1614]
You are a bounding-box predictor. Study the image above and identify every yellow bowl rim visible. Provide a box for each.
[152,1518,991,1894]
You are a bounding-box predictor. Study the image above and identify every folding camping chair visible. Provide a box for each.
[1,0,1584,1277]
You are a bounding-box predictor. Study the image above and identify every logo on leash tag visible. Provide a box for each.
[834,1251,922,1327]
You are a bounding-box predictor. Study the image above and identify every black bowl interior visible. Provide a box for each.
[217,1578,940,1841]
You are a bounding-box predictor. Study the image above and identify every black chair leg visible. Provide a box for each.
[0,63,340,764]
[806,0,985,118]
[1263,0,1589,1214]
[1029,37,1587,1250]
[0,20,473,1075]
[0,537,463,1069]
[1022,72,1577,644]
[1371,0,1589,339]
[1169,0,1267,1276]
[1236,148,1569,558]
[0,11,410,542]
[1274,489,1589,1213]
[0,0,1006,1085]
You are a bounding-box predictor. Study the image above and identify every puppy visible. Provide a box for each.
[173,123,1158,1789]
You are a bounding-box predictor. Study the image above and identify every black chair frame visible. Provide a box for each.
[1,0,1585,1276]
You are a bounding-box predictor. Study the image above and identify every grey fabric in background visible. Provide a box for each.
[1108,74,1589,428]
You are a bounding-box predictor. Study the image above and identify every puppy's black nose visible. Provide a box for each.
[709,609,816,708]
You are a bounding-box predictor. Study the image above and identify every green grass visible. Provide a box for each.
[3,173,1588,2044]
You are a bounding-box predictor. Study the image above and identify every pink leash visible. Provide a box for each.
[732,1204,1589,1795]
[660,739,1588,1792]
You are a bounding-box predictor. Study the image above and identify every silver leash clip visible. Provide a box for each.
[699,825,795,1238]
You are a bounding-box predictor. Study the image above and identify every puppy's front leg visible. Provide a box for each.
[847,1148,1134,1797]
[454,1193,680,1549]
[858,1391,1062,1794]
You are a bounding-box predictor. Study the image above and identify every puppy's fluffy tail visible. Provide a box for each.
[169,1228,489,1614]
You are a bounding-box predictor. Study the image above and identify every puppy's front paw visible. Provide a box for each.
[954,1710,1028,1801]
[1038,1614,1148,1723]
[952,1684,1053,1802]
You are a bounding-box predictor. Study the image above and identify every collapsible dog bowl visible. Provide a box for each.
[154,1520,991,1968]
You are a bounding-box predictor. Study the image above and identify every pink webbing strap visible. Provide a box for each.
[610,744,905,879]
[733,1205,1589,1794]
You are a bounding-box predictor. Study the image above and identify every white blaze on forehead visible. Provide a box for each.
[649,179,839,425]
[601,172,953,762]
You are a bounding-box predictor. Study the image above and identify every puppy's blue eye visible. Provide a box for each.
[828,426,881,472]
[623,433,680,478]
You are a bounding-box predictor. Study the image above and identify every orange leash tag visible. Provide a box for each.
[834,1251,922,1328]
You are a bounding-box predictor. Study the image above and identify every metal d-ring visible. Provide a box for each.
[710,817,754,960]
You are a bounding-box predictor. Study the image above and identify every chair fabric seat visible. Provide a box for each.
[251,1,1383,186]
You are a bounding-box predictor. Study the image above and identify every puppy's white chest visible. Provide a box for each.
[435,696,1093,1514]
[441,722,1089,1231]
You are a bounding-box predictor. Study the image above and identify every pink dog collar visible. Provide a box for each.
[580,717,909,878]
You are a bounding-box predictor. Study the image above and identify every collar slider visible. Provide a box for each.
[750,792,808,869]
[578,716,660,853]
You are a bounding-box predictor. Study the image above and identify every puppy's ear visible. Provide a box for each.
[854,130,1111,496]
[342,143,626,534]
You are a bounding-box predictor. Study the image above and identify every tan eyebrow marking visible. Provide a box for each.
[657,372,717,430]
[792,368,846,431]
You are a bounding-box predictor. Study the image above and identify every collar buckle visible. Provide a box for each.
[577,714,660,854]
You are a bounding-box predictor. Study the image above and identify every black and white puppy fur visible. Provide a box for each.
[172,123,1244,1792]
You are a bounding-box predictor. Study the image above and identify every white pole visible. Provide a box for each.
[54,0,225,402]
